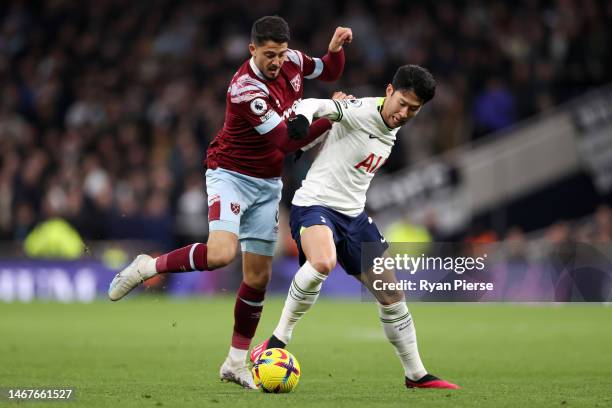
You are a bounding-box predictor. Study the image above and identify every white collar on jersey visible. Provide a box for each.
[249,58,267,81]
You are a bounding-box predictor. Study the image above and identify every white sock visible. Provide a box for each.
[227,346,247,364]
[377,301,427,381]
[273,261,327,344]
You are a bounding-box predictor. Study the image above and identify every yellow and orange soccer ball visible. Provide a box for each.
[252,348,301,393]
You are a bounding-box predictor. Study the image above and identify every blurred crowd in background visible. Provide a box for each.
[1,0,611,253]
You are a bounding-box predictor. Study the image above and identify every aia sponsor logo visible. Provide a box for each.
[354,153,386,173]
[230,202,241,215]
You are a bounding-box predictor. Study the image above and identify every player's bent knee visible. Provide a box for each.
[309,256,336,275]
[245,272,271,290]
[243,251,273,289]
[207,244,237,268]
[206,231,238,268]
[207,251,235,269]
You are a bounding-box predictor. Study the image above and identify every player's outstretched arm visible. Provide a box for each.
[294,98,344,123]
[288,92,355,153]
[235,91,332,154]
[266,118,332,153]
[304,27,352,82]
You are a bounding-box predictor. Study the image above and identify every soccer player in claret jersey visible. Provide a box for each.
[250,65,460,390]
[108,16,352,389]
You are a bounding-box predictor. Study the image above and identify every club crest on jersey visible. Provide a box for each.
[230,202,241,215]
[250,98,267,116]
[290,74,301,92]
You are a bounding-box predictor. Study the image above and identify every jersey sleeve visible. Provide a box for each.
[229,75,282,135]
[233,97,283,134]
[295,98,364,129]
[266,118,332,153]
[287,49,344,81]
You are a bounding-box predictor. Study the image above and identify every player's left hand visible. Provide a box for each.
[293,150,304,162]
[287,114,310,140]
[332,91,355,100]
[328,27,352,53]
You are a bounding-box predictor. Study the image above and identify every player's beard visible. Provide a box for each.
[266,65,280,79]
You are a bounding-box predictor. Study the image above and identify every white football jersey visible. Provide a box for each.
[292,97,399,216]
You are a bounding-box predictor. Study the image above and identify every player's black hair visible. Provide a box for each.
[251,16,290,45]
[391,65,436,104]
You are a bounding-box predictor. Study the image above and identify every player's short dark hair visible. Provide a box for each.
[392,65,436,104]
[251,16,290,45]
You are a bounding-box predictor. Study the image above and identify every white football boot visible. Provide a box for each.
[108,254,156,301]
[219,357,258,389]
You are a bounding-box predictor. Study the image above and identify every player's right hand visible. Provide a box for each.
[287,114,310,140]
[328,27,353,52]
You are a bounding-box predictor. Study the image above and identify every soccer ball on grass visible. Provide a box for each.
[252,348,301,393]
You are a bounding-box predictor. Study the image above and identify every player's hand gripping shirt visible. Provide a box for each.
[292,97,399,216]
[206,49,344,179]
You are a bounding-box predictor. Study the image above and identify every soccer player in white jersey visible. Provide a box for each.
[251,65,460,389]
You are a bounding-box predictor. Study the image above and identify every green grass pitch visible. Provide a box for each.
[1,298,611,407]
